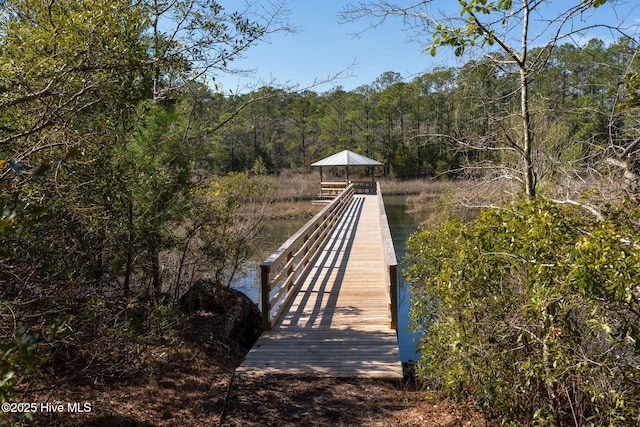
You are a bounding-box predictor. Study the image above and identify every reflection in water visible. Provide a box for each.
[230,197,428,362]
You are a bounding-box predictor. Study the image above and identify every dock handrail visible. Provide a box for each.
[377,182,398,330]
[260,184,356,330]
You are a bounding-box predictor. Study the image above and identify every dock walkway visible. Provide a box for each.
[236,192,403,379]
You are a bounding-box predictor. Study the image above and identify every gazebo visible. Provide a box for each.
[310,150,383,198]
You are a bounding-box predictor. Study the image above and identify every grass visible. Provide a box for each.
[265,170,322,202]
[257,171,566,222]
[378,177,456,195]
[257,170,324,220]
[258,172,512,221]
[379,178,518,223]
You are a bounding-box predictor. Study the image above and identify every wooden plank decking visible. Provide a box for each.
[236,194,403,379]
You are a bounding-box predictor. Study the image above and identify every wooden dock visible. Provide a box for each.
[236,187,402,379]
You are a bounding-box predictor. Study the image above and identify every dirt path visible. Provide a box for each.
[22,284,488,426]
[28,363,487,426]
[222,374,487,427]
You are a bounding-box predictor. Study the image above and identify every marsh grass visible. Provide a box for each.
[379,178,518,225]
[261,172,612,223]
[379,177,455,196]
[261,174,518,221]
[259,170,324,220]
[267,170,322,202]
[391,175,629,228]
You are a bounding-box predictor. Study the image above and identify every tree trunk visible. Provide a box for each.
[124,197,134,298]
[520,1,536,198]
[521,67,536,198]
[152,249,161,302]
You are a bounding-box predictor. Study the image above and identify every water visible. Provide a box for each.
[229,216,313,304]
[231,196,427,362]
[382,195,427,362]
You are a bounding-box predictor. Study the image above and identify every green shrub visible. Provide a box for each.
[405,196,640,425]
[1,318,69,426]
[72,296,184,381]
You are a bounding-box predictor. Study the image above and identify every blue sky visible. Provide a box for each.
[216,1,452,93]
[216,1,640,94]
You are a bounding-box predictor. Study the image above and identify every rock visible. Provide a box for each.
[179,280,262,355]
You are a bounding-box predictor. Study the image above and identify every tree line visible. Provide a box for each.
[211,37,639,187]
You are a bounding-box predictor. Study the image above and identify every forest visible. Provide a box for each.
[2,0,640,425]
[211,37,639,183]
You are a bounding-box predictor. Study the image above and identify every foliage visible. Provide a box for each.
[0,0,280,293]
[0,0,149,147]
[1,0,150,297]
[207,36,639,192]
[340,0,636,196]
[0,319,69,426]
[69,296,184,381]
[0,0,282,392]
[117,100,195,297]
[405,197,640,425]
[147,0,280,100]
[0,332,40,425]
[184,172,269,291]
[622,66,640,109]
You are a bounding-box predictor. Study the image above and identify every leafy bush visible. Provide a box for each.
[177,172,268,293]
[0,331,40,426]
[1,319,69,426]
[67,296,184,381]
[405,196,640,425]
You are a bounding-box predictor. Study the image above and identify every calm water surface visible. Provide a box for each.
[382,195,428,362]
[229,216,311,304]
[231,196,428,362]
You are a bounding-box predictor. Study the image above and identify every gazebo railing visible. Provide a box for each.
[351,180,376,194]
[320,181,348,199]
[320,180,376,199]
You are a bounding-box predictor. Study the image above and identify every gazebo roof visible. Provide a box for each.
[310,150,382,167]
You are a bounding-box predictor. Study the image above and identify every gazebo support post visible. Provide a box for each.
[370,166,374,193]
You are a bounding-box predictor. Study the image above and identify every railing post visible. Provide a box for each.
[261,264,271,330]
[302,232,310,270]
